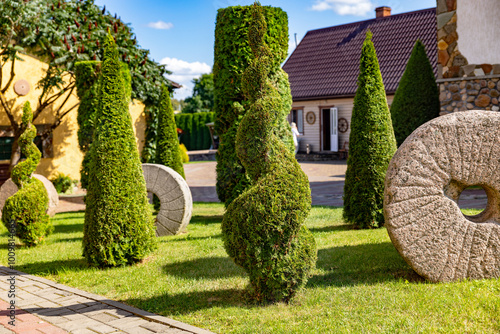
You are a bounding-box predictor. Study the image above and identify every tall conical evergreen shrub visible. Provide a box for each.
[343,31,397,229]
[156,84,185,178]
[222,3,317,303]
[214,4,292,207]
[390,40,440,146]
[2,102,52,246]
[83,34,156,267]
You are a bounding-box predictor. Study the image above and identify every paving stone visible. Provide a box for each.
[107,317,149,330]
[87,322,120,334]
[88,311,120,323]
[140,322,176,333]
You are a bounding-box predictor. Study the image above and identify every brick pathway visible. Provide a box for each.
[0,267,214,334]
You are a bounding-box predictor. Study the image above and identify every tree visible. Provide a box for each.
[182,73,214,113]
[0,0,171,171]
[171,98,185,112]
[82,34,156,267]
[156,84,185,178]
[222,3,316,303]
[2,102,52,246]
[213,4,292,206]
[343,31,397,229]
[390,40,440,146]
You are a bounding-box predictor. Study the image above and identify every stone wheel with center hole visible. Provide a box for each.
[142,163,192,236]
[384,111,500,282]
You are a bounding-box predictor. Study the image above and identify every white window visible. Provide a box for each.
[290,109,304,134]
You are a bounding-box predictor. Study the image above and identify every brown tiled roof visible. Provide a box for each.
[283,8,437,101]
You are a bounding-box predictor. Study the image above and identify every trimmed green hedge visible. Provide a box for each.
[2,102,52,247]
[83,34,156,267]
[174,112,214,151]
[390,40,440,146]
[343,31,397,229]
[213,4,290,206]
[222,4,316,303]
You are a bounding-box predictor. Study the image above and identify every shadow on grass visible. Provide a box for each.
[15,258,89,276]
[308,242,425,287]
[189,215,224,225]
[53,223,84,234]
[159,234,222,243]
[163,256,245,279]
[309,224,356,233]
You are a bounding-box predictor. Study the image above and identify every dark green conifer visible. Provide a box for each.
[390,40,440,146]
[156,84,185,178]
[82,34,156,267]
[222,3,317,303]
[343,31,397,229]
[2,102,52,246]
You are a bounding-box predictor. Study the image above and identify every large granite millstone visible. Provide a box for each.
[384,111,500,282]
[0,174,59,218]
[142,163,192,236]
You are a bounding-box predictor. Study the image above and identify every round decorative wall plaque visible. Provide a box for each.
[14,79,30,96]
[306,111,316,125]
[338,117,349,133]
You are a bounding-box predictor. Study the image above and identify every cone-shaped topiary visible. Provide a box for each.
[222,3,317,303]
[83,34,156,267]
[390,40,440,146]
[214,4,292,207]
[2,102,52,246]
[156,84,185,178]
[343,31,397,229]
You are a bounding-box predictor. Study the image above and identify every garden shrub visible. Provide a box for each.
[83,34,156,267]
[179,144,189,163]
[222,3,316,303]
[343,31,397,229]
[156,84,185,178]
[75,61,131,188]
[50,173,77,194]
[174,112,215,150]
[213,4,291,206]
[2,102,52,246]
[390,40,440,146]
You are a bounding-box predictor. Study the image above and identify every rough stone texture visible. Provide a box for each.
[439,77,500,112]
[142,163,192,236]
[384,110,500,282]
[0,174,59,218]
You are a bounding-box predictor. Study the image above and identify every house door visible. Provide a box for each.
[322,107,338,151]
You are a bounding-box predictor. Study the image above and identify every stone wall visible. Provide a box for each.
[436,0,500,113]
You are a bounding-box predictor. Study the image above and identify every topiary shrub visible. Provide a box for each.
[222,3,317,303]
[50,173,77,194]
[179,144,189,163]
[2,102,52,247]
[83,34,156,267]
[156,84,185,178]
[390,40,440,146]
[214,4,291,206]
[343,31,397,229]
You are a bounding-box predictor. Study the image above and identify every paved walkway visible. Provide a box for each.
[0,267,213,334]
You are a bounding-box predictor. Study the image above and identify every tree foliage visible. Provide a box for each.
[83,35,156,267]
[182,73,214,113]
[390,40,440,146]
[343,31,397,229]
[222,3,316,303]
[0,0,171,170]
[2,102,52,247]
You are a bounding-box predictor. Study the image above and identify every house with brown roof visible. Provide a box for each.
[283,6,437,154]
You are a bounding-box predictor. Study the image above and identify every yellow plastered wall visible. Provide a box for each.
[0,53,146,181]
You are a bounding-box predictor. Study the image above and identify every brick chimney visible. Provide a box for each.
[375,6,391,18]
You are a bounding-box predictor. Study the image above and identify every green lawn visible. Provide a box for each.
[1,204,499,333]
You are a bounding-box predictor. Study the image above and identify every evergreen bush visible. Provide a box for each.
[343,31,397,229]
[2,102,52,246]
[174,112,215,150]
[222,3,316,303]
[214,4,291,206]
[390,40,440,146]
[83,34,156,267]
[156,84,185,178]
[50,173,77,194]
[179,144,189,163]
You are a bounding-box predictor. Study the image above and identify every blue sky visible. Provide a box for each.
[94,0,437,99]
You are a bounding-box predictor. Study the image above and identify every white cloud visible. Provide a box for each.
[147,21,174,30]
[160,57,211,100]
[311,0,374,16]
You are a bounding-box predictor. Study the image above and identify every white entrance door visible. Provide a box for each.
[330,107,338,152]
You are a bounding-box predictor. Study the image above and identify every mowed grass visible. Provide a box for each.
[1,204,499,333]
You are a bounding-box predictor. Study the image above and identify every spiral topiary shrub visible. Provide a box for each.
[343,31,397,229]
[214,4,292,206]
[2,102,52,246]
[221,3,317,303]
[83,34,156,267]
[156,84,185,178]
